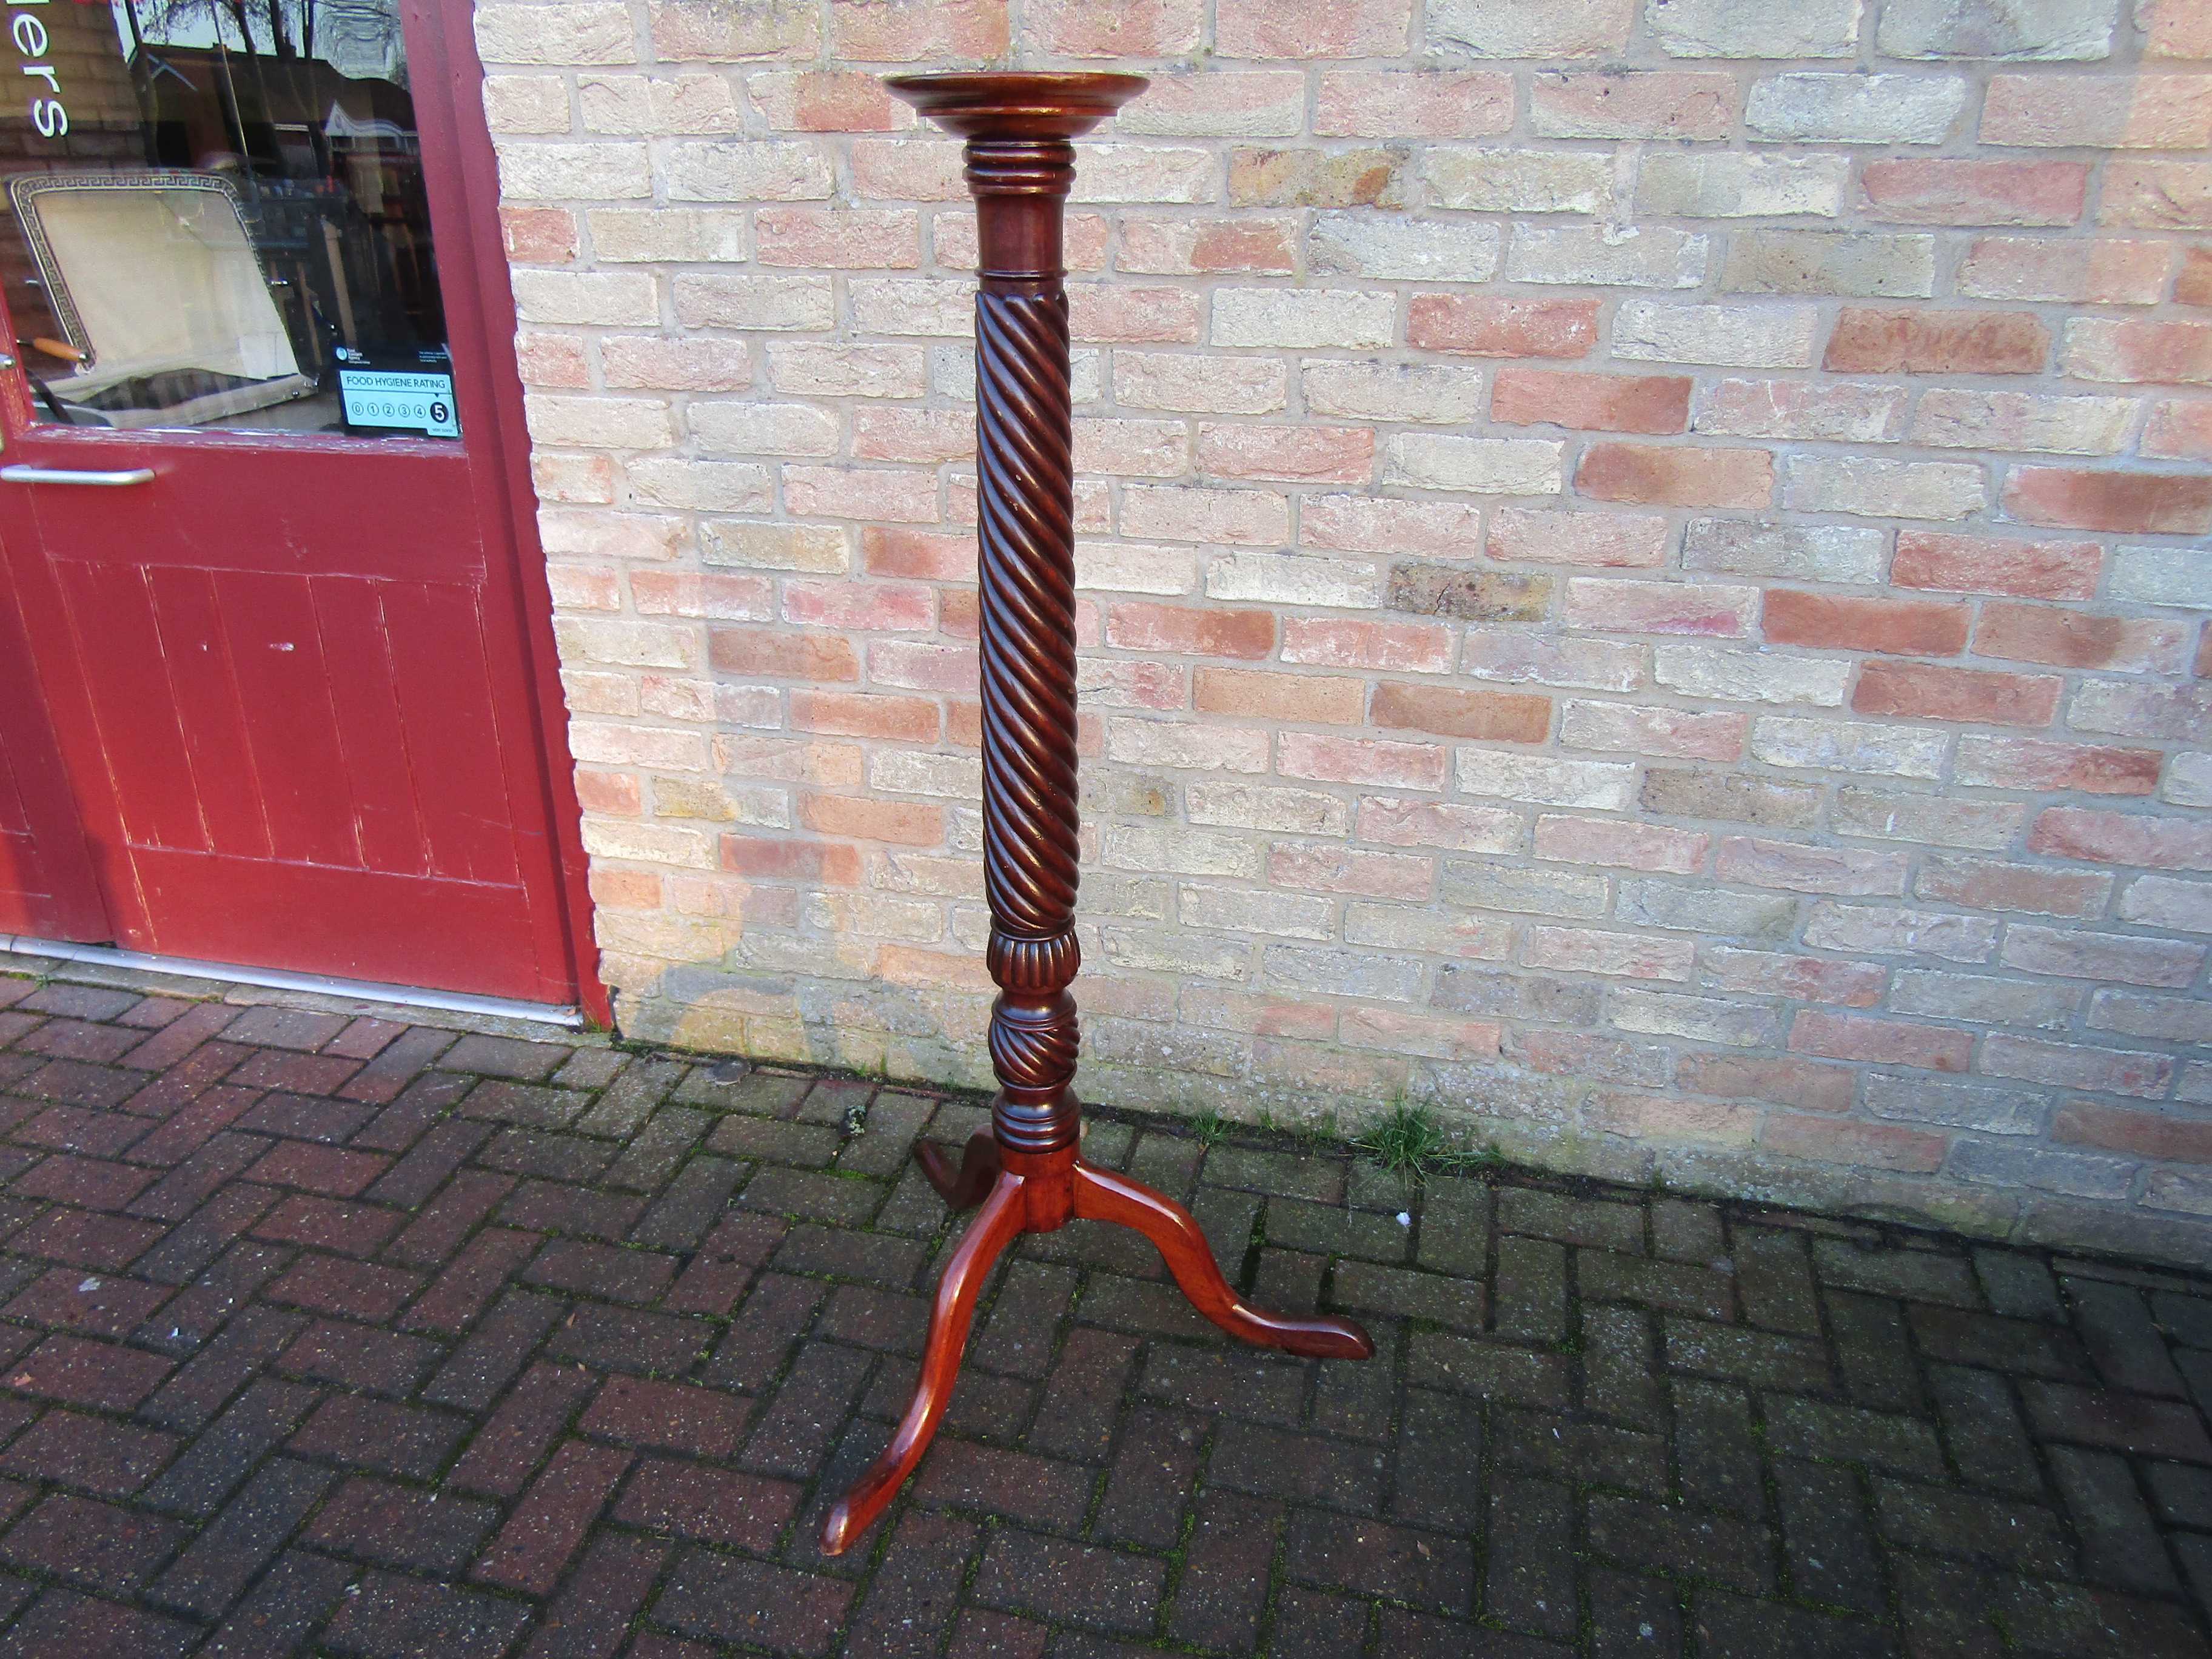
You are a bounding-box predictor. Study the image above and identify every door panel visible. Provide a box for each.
[0,553,106,939]
[0,1,583,1004]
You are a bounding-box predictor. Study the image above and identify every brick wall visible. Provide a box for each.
[478,0,2212,1265]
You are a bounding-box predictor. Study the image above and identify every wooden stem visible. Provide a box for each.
[820,70,1373,1560]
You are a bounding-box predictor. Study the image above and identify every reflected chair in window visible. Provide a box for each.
[9,172,313,429]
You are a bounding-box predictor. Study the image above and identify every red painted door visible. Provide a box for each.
[0,2,589,1007]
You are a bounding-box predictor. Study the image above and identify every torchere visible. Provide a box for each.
[820,71,1373,1557]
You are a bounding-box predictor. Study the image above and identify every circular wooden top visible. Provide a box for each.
[885,71,1149,139]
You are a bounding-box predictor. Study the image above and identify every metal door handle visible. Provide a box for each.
[0,466,155,486]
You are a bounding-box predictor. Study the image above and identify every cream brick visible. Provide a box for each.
[1750,717,1948,779]
[1781,456,1986,520]
[672,275,834,332]
[1636,154,1850,219]
[1910,389,2136,456]
[1075,541,1199,595]
[1308,213,1502,282]
[1070,145,1219,205]
[1745,73,1966,144]
[1106,719,1270,773]
[851,278,974,337]
[478,3,637,65]
[1105,823,1265,880]
[1114,352,1287,415]
[1386,435,1564,495]
[498,141,652,201]
[588,209,748,263]
[484,76,572,136]
[527,394,675,451]
[1649,0,1864,58]
[1429,0,1635,56]
[688,401,839,457]
[1613,301,1822,367]
[1426,149,1614,215]
[767,343,928,400]
[1210,289,1395,350]
[512,269,659,327]
[1205,551,1385,609]
[700,521,848,574]
[625,458,772,512]
[581,73,742,134]
[1506,226,1709,289]
[2109,547,2212,608]
[1301,362,1487,425]
[1654,644,1854,706]
[659,139,833,201]
[1187,783,1353,836]
[581,818,717,869]
[1456,751,1636,809]
[1179,884,1336,940]
[869,752,982,800]
[1681,520,1888,583]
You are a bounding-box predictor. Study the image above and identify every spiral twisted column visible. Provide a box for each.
[965,138,1084,1154]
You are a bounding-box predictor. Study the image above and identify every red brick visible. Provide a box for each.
[1824,308,2049,375]
[2002,467,2212,534]
[1860,159,2088,227]
[1575,443,1772,509]
[1761,1113,1948,1175]
[1917,856,2112,917]
[1564,577,1758,637]
[1983,1034,2173,1098]
[1534,815,1706,874]
[2056,1102,2212,1164]
[2063,318,2212,384]
[1279,617,1453,672]
[1492,370,1691,434]
[2181,246,2212,306]
[1370,683,1550,743]
[1973,604,2186,673]
[502,207,577,264]
[1891,531,2101,601]
[1278,732,1447,790]
[1788,1011,1972,1073]
[2029,807,2212,870]
[1762,591,1969,657]
[1406,295,1598,358]
[719,837,863,885]
[1104,601,1274,660]
[1716,837,1909,897]
[1486,508,1669,569]
[1956,737,2163,796]
[797,794,943,846]
[789,690,939,743]
[1195,668,1366,725]
[1198,424,1374,483]
[1677,1054,1856,1114]
[2144,400,2212,461]
[1851,662,2060,728]
[708,626,859,682]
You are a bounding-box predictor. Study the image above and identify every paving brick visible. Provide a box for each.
[148,1456,333,1618]
[651,1549,856,1655]
[321,1570,533,1659]
[474,1439,632,1594]
[611,1456,798,1552]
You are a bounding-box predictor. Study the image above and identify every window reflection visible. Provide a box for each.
[1,1,457,437]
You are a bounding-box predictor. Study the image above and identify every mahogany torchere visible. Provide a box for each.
[820,71,1373,1555]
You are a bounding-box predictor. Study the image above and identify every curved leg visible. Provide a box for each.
[1072,1161,1373,1360]
[913,1130,1001,1212]
[822,1169,1028,1555]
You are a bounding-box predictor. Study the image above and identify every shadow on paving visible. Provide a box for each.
[0,968,2205,1657]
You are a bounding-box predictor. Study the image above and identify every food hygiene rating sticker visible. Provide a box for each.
[337,369,461,439]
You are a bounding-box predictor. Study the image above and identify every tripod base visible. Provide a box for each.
[819,1134,1374,1554]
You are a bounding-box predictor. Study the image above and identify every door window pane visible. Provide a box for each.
[1,1,457,438]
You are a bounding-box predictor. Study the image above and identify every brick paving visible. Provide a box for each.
[0,971,2208,1657]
